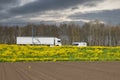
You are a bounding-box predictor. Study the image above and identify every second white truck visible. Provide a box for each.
[72,42,87,47]
[16,37,62,46]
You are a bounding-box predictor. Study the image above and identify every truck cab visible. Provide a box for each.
[55,39,62,46]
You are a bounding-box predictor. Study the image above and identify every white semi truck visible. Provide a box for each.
[16,37,62,46]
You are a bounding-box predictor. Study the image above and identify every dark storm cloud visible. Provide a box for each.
[69,9,120,24]
[0,0,19,10]
[0,0,101,22]
[0,0,19,20]
[0,13,10,19]
[0,0,17,4]
[9,0,100,15]
[1,0,120,25]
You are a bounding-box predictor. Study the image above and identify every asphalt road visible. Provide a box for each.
[0,62,120,80]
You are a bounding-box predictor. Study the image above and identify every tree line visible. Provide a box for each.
[0,21,120,46]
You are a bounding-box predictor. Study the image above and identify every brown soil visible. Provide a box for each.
[0,62,120,80]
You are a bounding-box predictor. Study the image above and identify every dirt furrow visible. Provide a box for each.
[0,62,120,80]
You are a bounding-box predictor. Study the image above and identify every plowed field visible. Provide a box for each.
[0,62,120,80]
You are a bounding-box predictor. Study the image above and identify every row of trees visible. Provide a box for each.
[0,21,120,46]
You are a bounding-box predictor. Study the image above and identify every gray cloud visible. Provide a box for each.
[9,0,100,15]
[69,9,120,24]
[0,0,19,20]
[0,0,101,23]
[0,0,120,25]
[0,13,10,19]
[0,0,19,10]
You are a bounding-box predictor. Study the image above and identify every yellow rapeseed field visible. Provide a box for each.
[0,44,120,62]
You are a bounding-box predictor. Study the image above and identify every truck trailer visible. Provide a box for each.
[16,37,62,46]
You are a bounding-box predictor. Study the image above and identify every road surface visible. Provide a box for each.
[0,62,120,80]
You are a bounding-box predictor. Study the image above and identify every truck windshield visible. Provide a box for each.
[57,40,61,42]
[73,44,79,46]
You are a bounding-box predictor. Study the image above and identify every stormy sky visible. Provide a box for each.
[0,0,120,25]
